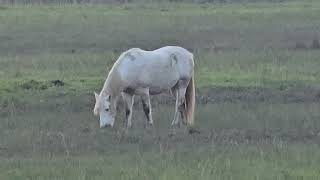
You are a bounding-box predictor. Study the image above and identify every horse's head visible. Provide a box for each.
[93,92,115,128]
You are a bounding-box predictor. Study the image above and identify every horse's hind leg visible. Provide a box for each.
[171,89,180,126]
[171,86,187,126]
[141,92,153,126]
[122,93,135,128]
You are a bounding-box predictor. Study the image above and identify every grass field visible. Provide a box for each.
[1,1,320,179]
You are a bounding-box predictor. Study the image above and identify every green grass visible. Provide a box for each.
[1,102,320,179]
[1,1,320,179]
[1,49,320,100]
[1,144,320,180]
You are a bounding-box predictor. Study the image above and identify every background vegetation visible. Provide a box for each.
[0,0,320,179]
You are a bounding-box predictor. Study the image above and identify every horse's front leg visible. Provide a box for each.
[122,93,135,128]
[141,92,153,126]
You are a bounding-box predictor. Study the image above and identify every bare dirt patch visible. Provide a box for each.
[19,79,65,90]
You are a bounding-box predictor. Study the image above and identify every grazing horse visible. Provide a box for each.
[93,46,195,128]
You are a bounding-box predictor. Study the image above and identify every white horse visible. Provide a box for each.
[93,46,195,128]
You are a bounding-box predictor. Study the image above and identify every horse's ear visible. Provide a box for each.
[94,92,99,101]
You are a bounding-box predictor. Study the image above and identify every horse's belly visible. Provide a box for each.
[149,87,168,95]
[144,71,179,88]
[123,71,179,95]
[148,84,175,95]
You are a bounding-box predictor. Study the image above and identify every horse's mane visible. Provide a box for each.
[100,48,142,97]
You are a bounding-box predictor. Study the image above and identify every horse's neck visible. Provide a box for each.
[99,71,121,113]
[101,69,121,98]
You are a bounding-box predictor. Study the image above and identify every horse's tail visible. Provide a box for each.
[185,73,195,126]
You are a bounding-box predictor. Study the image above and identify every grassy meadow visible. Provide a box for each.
[1,1,320,179]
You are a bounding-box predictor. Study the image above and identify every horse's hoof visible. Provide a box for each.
[182,120,187,125]
[144,122,154,129]
[146,120,153,125]
[100,124,113,128]
[148,123,154,128]
[148,120,154,125]
[188,128,200,134]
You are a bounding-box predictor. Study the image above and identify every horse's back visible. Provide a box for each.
[116,46,194,91]
[153,46,194,78]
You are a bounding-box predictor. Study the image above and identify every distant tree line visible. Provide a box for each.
[0,0,290,4]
